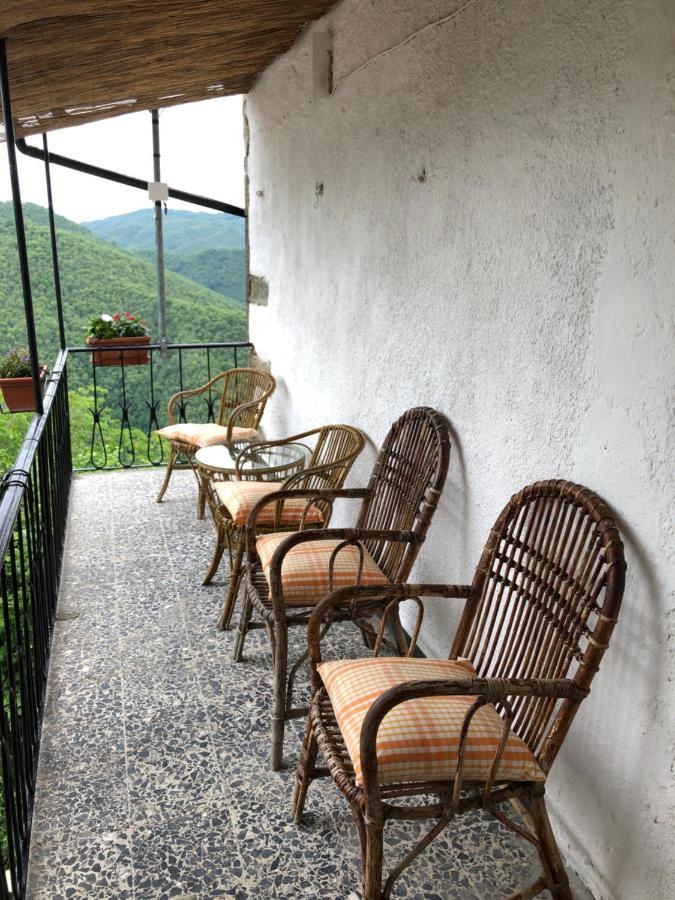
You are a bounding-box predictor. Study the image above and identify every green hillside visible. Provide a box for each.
[83,208,246,303]
[0,202,246,351]
[0,201,248,466]
[156,247,245,302]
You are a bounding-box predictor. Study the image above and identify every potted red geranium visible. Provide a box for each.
[0,348,48,413]
[85,311,151,367]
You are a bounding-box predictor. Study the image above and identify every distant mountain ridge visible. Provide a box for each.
[83,207,245,253]
[14,201,89,235]
[82,208,246,303]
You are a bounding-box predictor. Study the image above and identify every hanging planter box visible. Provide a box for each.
[87,335,151,368]
[0,368,47,413]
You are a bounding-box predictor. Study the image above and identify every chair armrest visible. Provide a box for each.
[245,488,371,552]
[263,528,422,620]
[234,429,319,477]
[278,462,357,526]
[165,382,211,424]
[308,583,474,674]
[224,396,267,438]
[281,460,342,491]
[234,440,278,478]
[360,676,588,798]
[165,370,234,424]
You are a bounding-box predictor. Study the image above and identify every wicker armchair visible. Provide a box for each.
[294,480,626,900]
[203,425,365,631]
[155,367,276,506]
[236,407,451,769]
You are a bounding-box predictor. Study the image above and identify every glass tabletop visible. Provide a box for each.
[195,441,312,476]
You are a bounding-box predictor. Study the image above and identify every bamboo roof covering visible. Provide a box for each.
[0,1,336,139]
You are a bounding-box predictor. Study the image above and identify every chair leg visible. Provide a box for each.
[526,791,574,900]
[196,476,207,520]
[363,820,385,900]
[156,445,176,502]
[350,803,368,862]
[266,622,277,665]
[232,589,253,662]
[271,619,288,771]
[203,523,227,586]
[292,716,318,823]
[218,538,244,631]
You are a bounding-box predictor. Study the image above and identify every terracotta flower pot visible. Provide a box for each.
[87,335,151,367]
[0,367,47,413]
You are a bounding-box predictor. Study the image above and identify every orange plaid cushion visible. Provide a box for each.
[319,657,545,786]
[156,423,257,447]
[256,534,390,606]
[215,481,324,527]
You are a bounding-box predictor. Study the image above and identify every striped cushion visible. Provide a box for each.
[156,423,257,447]
[215,481,324,527]
[318,657,545,786]
[256,534,389,606]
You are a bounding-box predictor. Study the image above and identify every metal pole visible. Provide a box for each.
[151,109,167,353]
[0,38,43,415]
[42,133,67,350]
[16,138,245,217]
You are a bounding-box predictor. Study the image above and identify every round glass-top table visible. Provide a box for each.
[195,441,312,481]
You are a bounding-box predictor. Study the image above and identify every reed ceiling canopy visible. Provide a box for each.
[0,0,335,139]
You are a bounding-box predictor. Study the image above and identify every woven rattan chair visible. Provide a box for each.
[203,425,365,631]
[293,480,626,900]
[235,407,451,770]
[155,367,276,508]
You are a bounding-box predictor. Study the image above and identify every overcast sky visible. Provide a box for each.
[0,96,245,223]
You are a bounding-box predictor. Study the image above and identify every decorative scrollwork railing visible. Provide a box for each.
[66,341,254,470]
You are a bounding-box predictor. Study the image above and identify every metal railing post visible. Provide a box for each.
[0,39,43,415]
[42,133,67,351]
[151,109,168,353]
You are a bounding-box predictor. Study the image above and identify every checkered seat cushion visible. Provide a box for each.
[318,656,545,786]
[156,423,258,447]
[256,534,390,606]
[215,481,325,527]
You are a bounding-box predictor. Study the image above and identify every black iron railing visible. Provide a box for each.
[66,341,254,470]
[0,340,252,895]
[0,351,72,897]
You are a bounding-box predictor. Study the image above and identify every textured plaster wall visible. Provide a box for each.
[245,1,675,897]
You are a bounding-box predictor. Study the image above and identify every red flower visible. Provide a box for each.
[112,313,120,321]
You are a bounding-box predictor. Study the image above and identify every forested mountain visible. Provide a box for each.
[0,202,246,356]
[150,247,245,303]
[0,202,248,466]
[83,208,247,303]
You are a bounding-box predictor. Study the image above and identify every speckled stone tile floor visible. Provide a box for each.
[26,469,593,900]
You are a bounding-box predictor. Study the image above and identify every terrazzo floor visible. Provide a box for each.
[26,469,592,899]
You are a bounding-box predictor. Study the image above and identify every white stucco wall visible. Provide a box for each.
[244,1,675,897]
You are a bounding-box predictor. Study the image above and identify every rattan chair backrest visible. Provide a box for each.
[452,479,626,769]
